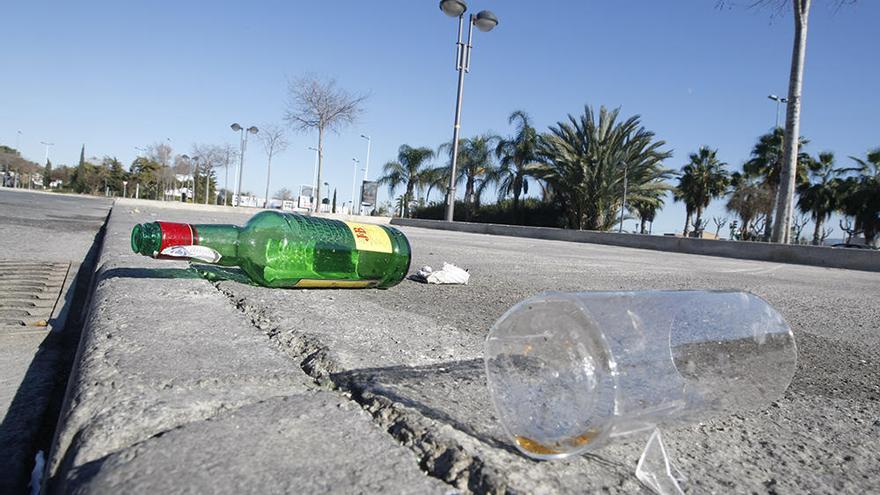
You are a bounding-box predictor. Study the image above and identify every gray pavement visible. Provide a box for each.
[0,189,111,263]
[0,189,113,494]
[50,199,879,493]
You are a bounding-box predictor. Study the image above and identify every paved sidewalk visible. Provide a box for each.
[49,199,880,493]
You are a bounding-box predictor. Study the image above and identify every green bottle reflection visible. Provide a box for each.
[130,211,411,288]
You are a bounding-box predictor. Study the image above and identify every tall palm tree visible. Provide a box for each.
[726,172,773,241]
[418,165,449,204]
[533,106,673,231]
[494,110,541,211]
[797,152,842,245]
[675,147,730,237]
[743,128,810,240]
[836,149,880,247]
[629,184,667,234]
[377,145,434,218]
[770,0,812,244]
[439,133,499,210]
[673,175,697,237]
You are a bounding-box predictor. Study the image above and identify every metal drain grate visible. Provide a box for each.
[0,261,71,330]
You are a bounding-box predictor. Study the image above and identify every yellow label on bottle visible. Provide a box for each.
[343,222,393,254]
[293,279,376,289]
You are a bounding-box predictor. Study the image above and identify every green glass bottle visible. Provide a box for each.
[130,211,411,289]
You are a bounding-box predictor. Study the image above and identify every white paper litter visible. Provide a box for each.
[412,263,470,285]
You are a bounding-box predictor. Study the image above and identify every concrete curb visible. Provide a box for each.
[116,197,392,224]
[45,201,446,493]
[391,218,880,273]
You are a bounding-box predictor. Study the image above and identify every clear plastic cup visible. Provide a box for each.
[484,290,797,459]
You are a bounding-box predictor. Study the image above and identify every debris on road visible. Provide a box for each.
[408,262,470,285]
[635,429,686,495]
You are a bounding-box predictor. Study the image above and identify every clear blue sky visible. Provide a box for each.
[2,1,878,235]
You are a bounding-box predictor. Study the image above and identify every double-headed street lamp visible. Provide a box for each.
[440,0,499,222]
[768,94,787,129]
[230,123,258,207]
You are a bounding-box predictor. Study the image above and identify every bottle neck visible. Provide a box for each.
[131,222,240,265]
[192,223,241,265]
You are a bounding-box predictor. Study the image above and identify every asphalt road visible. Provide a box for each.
[0,189,111,262]
[0,189,112,493]
[50,201,880,494]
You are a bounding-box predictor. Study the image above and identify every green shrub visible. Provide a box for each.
[412,199,566,228]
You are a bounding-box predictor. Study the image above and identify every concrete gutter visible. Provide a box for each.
[391,218,880,273]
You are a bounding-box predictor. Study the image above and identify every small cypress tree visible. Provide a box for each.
[44,159,53,189]
[332,188,337,213]
[72,144,86,192]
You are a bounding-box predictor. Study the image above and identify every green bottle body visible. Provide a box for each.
[131,211,411,289]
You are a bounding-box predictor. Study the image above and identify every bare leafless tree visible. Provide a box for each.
[791,212,809,243]
[148,142,173,200]
[819,225,833,244]
[839,217,861,244]
[712,216,729,238]
[284,76,367,211]
[193,144,227,204]
[691,217,709,238]
[259,124,289,208]
[219,143,238,206]
[275,187,294,201]
[750,214,768,241]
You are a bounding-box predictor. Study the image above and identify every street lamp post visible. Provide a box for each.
[230,123,258,207]
[350,158,360,215]
[40,141,54,164]
[191,156,198,203]
[359,134,371,214]
[618,162,628,234]
[181,154,198,203]
[134,146,148,199]
[223,147,231,206]
[768,94,787,129]
[204,162,211,205]
[191,156,199,203]
[440,0,498,222]
[308,146,319,211]
[180,154,188,202]
[38,141,54,190]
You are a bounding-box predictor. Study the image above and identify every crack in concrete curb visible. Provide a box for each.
[53,393,303,493]
[213,282,509,494]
